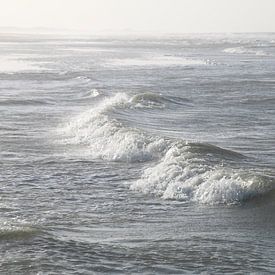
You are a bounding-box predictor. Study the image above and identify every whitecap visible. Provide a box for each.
[130,144,271,204]
[60,93,168,162]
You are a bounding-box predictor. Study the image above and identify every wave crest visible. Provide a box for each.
[62,93,168,162]
[130,92,166,109]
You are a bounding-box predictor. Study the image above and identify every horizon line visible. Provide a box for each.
[0,26,275,36]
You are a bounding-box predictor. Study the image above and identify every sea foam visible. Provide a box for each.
[130,143,269,204]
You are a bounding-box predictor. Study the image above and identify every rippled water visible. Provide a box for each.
[0,33,275,274]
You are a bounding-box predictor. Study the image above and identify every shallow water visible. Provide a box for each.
[0,33,275,274]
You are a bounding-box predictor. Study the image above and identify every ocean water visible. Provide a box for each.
[0,33,275,274]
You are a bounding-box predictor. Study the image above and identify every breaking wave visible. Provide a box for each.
[130,143,272,204]
[61,93,168,162]
[60,93,274,204]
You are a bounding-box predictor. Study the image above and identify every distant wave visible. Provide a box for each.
[60,93,274,204]
[0,98,53,106]
[223,47,267,56]
[104,56,207,67]
[63,47,115,53]
[130,92,191,109]
[0,56,48,72]
[74,76,92,83]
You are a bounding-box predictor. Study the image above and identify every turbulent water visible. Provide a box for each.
[0,33,275,274]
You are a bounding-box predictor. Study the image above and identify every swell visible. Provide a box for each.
[187,142,245,160]
[60,93,274,204]
[241,97,275,106]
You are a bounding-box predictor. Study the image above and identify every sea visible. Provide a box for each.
[0,32,275,274]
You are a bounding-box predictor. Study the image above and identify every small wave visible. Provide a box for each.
[130,93,192,109]
[223,47,266,56]
[89,89,100,98]
[0,98,53,106]
[105,56,207,67]
[74,76,91,83]
[0,225,39,240]
[241,97,275,106]
[130,93,166,109]
[80,89,100,99]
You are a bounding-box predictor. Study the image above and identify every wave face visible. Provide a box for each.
[223,47,266,56]
[61,93,273,204]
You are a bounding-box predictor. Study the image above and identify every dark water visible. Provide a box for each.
[0,33,275,274]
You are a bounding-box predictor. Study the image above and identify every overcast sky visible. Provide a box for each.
[0,0,275,33]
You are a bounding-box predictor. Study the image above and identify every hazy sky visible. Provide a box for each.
[0,0,275,33]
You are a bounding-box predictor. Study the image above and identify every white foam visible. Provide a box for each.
[88,89,100,98]
[74,76,91,83]
[61,93,167,162]
[223,47,266,56]
[130,144,269,204]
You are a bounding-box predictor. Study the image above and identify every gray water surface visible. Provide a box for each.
[0,33,275,274]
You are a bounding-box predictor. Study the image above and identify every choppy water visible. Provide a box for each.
[0,33,275,274]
